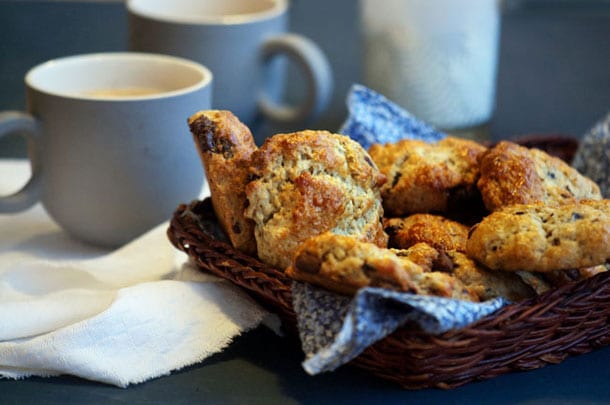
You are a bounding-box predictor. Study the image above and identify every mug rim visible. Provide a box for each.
[25,52,213,101]
[126,0,287,25]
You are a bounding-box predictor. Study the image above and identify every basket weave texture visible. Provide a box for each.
[167,136,610,390]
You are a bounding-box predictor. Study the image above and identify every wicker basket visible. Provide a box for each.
[167,136,610,390]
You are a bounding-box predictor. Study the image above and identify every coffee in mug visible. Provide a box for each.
[81,88,164,98]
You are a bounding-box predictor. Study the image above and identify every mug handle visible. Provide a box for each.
[258,33,333,124]
[0,111,42,213]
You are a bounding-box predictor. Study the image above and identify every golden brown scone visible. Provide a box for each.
[466,200,610,272]
[286,233,418,296]
[447,251,536,302]
[391,242,450,272]
[515,271,552,295]
[368,136,487,217]
[385,213,469,253]
[477,141,601,211]
[188,110,257,254]
[578,264,609,279]
[286,233,478,301]
[416,271,479,302]
[244,131,388,270]
[393,243,535,302]
[543,264,608,288]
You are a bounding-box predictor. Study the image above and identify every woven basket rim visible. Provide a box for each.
[167,197,610,390]
[167,134,606,389]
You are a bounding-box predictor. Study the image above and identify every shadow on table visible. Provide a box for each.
[2,318,610,404]
[5,228,106,261]
[233,328,610,404]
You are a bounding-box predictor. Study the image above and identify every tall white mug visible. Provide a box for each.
[0,53,212,247]
[127,0,333,136]
[360,0,501,141]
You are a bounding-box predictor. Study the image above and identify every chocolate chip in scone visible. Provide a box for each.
[295,250,322,274]
[189,115,235,159]
[571,212,584,221]
[432,250,454,273]
[189,115,215,151]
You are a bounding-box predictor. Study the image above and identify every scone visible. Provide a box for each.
[515,271,552,295]
[543,265,608,288]
[286,233,478,301]
[391,242,452,272]
[478,141,601,211]
[385,213,469,253]
[188,110,257,254]
[244,130,388,270]
[466,200,610,272]
[368,136,487,217]
[286,233,418,295]
[394,243,536,302]
[447,251,536,302]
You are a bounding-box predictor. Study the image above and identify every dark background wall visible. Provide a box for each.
[1,0,609,156]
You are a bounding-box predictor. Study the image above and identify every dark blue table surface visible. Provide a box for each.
[2,326,610,404]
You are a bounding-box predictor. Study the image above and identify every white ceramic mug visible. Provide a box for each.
[360,0,500,141]
[0,52,212,247]
[127,0,333,130]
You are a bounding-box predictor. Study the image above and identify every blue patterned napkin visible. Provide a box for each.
[572,112,610,198]
[293,282,506,374]
[339,84,446,149]
[290,85,507,375]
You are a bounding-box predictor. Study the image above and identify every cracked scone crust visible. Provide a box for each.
[188,110,257,254]
[466,200,610,272]
[478,141,601,211]
[286,233,478,301]
[244,131,388,270]
[368,136,487,216]
[447,251,535,302]
[394,243,534,302]
[385,213,469,253]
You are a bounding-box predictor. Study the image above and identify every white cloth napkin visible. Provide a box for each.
[0,159,270,387]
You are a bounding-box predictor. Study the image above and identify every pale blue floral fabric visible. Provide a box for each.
[293,282,506,374]
[572,112,610,198]
[339,84,446,148]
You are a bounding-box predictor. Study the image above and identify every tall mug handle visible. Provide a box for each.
[258,33,333,124]
[0,111,42,213]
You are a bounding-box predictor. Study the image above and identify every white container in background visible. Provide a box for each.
[360,0,501,141]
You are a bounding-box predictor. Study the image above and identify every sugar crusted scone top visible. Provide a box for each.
[244,130,388,270]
